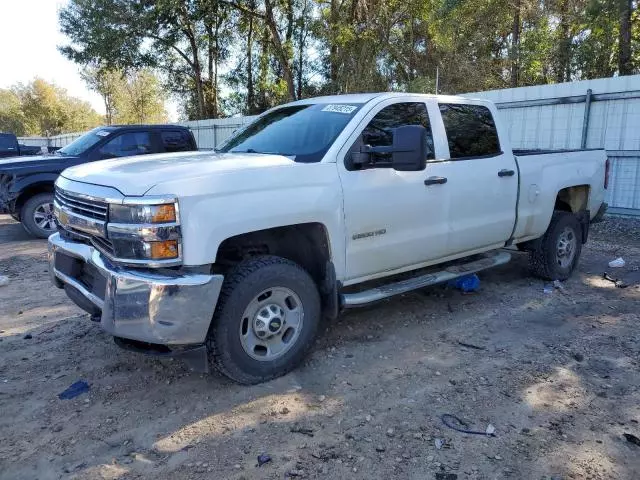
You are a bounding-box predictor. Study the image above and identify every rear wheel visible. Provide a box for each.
[207,255,321,384]
[21,193,56,239]
[528,211,582,280]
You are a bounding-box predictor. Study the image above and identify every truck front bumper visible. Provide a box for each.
[48,233,223,348]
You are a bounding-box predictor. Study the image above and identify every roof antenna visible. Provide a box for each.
[435,67,440,95]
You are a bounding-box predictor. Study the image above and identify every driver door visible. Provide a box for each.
[336,97,451,283]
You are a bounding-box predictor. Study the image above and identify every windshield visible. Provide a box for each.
[58,127,113,156]
[218,103,363,163]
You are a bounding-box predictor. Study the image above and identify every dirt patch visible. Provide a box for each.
[1,214,639,480]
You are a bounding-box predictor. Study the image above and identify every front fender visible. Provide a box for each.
[145,163,347,280]
[12,173,59,194]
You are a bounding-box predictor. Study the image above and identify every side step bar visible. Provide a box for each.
[341,251,511,308]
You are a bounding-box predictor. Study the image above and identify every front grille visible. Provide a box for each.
[91,236,116,257]
[55,188,108,221]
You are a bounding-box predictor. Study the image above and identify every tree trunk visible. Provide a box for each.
[264,0,296,100]
[286,0,294,45]
[246,9,255,114]
[556,0,571,83]
[257,25,271,111]
[263,0,294,99]
[178,5,205,118]
[619,0,633,75]
[103,95,113,125]
[510,0,521,88]
[207,22,215,118]
[297,22,304,99]
[329,0,339,90]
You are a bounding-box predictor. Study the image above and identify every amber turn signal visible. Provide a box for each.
[150,204,176,223]
[149,240,179,259]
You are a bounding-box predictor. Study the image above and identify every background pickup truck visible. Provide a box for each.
[0,124,197,238]
[48,93,609,384]
[0,132,43,158]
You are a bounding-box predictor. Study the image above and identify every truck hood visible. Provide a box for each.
[61,151,298,196]
[0,154,77,174]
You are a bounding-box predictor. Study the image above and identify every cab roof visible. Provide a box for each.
[287,92,483,106]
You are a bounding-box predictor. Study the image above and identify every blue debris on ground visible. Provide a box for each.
[449,274,480,293]
[257,453,272,467]
[58,380,90,400]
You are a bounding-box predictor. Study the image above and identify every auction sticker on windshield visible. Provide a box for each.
[95,130,111,137]
[322,104,358,114]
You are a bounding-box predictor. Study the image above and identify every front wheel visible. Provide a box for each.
[207,255,321,384]
[21,192,56,239]
[528,211,583,280]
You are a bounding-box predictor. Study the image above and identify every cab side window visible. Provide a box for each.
[354,102,434,169]
[439,104,501,159]
[98,132,152,159]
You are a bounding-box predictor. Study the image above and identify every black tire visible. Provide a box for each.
[21,192,56,239]
[528,211,582,280]
[207,255,321,384]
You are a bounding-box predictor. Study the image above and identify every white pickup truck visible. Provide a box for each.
[48,93,609,384]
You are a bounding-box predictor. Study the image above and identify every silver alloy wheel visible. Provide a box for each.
[240,286,304,361]
[33,202,57,232]
[556,225,577,268]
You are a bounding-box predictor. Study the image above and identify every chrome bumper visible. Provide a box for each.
[48,233,223,345]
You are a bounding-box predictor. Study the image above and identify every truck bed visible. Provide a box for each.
[512,148,608,243]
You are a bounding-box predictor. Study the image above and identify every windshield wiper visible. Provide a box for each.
[231,148,261,153]
[231,149,293,156]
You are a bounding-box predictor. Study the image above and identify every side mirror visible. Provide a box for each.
[353,125,427,171]
[390,125,427,171]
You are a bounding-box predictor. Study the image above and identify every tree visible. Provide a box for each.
[119,70,169,123]
[0,89,26,135]
[619,0,633,74]
[60,0,234,120]
[81,68,168,124]
[81,67,121,124]
[59,0,639,119]
[7,78,102,136]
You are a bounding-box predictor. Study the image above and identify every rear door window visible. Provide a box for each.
[439,104,501,159]
[160,130,193,152]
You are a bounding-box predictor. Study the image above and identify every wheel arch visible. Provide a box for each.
[555,185,590,213]
[14,179,56,218]
[214,222,335,293]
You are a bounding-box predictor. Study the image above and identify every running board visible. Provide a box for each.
[341,251,511,307]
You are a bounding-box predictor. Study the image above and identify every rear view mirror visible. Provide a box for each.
[390,125,427,171]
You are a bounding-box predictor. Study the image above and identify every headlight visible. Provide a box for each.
[109,203,177,224]
[104,199,182,265]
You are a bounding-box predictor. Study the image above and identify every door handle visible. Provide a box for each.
[498,169,515,177]
[424,176,448,185]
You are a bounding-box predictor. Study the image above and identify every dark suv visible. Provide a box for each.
[0,125,197,238]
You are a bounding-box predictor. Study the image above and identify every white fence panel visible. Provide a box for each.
[180,116,256,149]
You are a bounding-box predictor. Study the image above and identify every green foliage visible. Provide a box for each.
[0,79,102,136]
[58,0,638,119]
[82,68,168,124]
[0,89,26,136]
